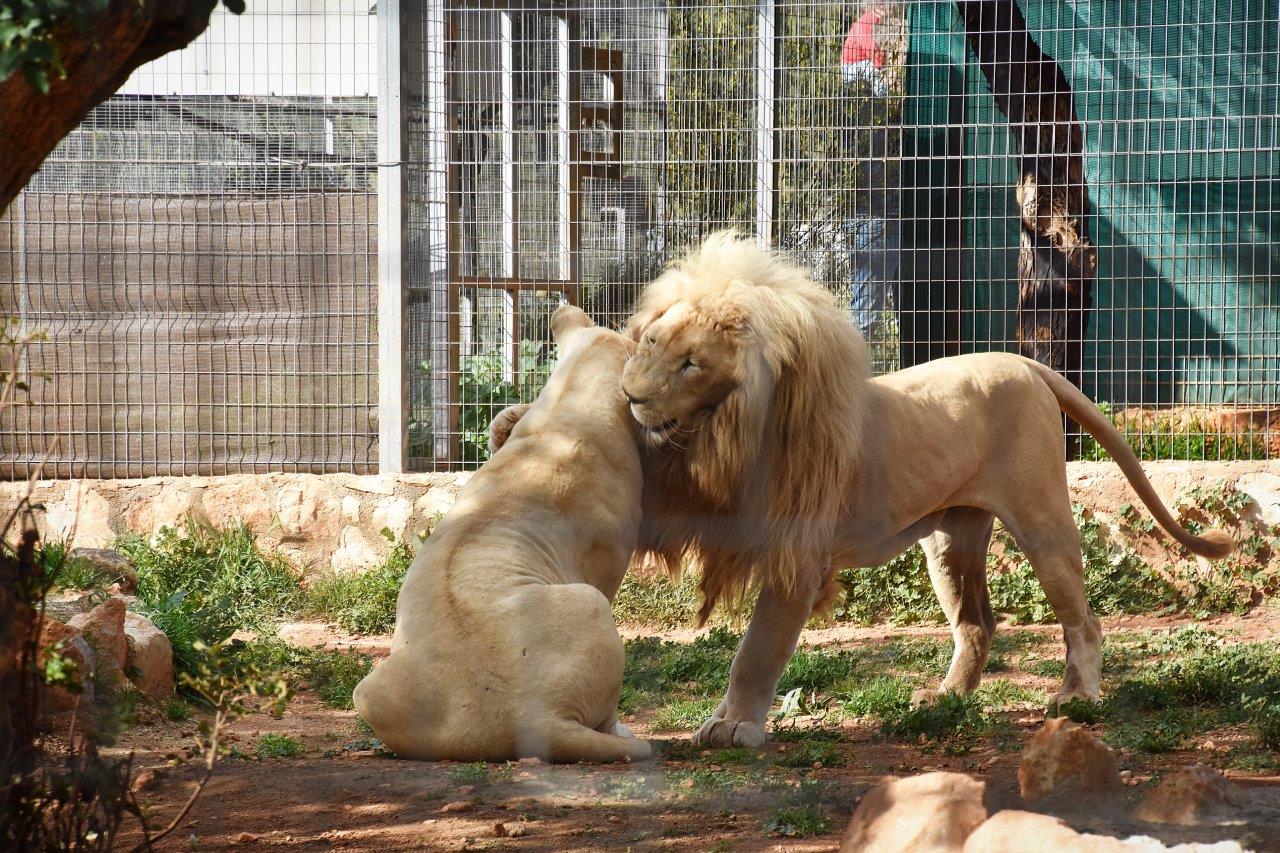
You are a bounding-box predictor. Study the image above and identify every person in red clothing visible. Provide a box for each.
[841,3,898,340]
[842,3,889,96]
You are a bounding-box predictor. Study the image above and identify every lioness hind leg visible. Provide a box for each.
[913,507,996,707]
[1001,504,1103,708]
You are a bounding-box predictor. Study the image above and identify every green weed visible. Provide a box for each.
[1078,406,1268,462]
[1251,704,1280,751]
[118,521,302,673]
[305,533,413,635]
[879,692,997,752]
[613,570,703,629]
[163,699,193,722]
[449,762,491,786]
[709,746,766,765]
[774,739,846,768]
[833,548,941,625]
[841,676,912,720]
[230,638,372,710]
[762,804,832,838]
[778,648,858,694]
[257,733,303,759]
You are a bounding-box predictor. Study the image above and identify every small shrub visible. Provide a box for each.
[42,541,115,591]
[833,547,942,626]
[449,761,490,786]
[164,698,193,722]
[304,648,374,710]
[257,733,303,759]
[305,533,413,635]
[1251,704,1280,751]
[118,521,302,674]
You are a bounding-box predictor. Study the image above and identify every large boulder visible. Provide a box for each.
[1134,765,1248,826]
[37,617,97,711]
[123,611,175,700]
[1019,717,1122,805]
[67,597,127,685]
[965,811,1128,853]
[68,548,138,592]
[841,772,988,852]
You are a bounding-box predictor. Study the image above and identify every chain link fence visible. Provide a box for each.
[1,0,1275,476]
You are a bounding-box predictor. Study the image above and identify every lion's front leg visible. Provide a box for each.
[691,571,822,748]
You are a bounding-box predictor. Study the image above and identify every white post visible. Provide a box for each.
[377,0,408,473]
[556,13,572,280]
[755,0,777,247]
[499,10,517,383]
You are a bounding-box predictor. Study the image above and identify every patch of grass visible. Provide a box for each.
[774,739,846,768]
[1251,703,1280,751]
[879,692,998,752]
[230,638,372,710]
[772,726,844,743]
[651,697,719,732]
[975,679,1043,708]
[449,762,491,786]
[41,542,116,591]
[709,746,765,765]
[1225,746,1280,772]
[257,733,303,759]
[305,534,413,635]
[1056,698,1104,725]
[778,648,858,694]
[163,698,193,722]
[1078,406,1268,462]
[841,676,912,719]
[118,521,302,673]
[1105,712,1191,753]
[1027,659,1066,679]
[622,628,738,712]
[612,569,703,629]
[762,780,838,838]
[762,804,832,838]
[881,638,952,672]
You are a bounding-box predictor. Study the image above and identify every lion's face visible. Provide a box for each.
[621,304,744,446]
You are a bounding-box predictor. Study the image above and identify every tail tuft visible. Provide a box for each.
[1192,528,1234,560]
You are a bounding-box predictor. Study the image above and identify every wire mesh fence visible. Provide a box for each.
[0,2,380,477]
[0,0,1276,477]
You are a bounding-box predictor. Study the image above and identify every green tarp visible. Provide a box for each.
[905,0,1279,405]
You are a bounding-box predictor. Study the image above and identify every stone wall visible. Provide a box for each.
[2,461,1276,578]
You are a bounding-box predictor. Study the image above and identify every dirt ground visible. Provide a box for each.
[112,609,1280,852]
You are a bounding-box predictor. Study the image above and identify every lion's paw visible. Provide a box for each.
[614,722,636,739]
[909,688,946,708]
[690,717,766,748]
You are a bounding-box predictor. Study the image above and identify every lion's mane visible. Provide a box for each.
[628,230,870,622]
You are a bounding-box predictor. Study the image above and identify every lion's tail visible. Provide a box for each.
[1024,358,1233,560]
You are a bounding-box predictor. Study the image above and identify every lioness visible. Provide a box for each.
[353,306,651,762]
[619,231,1232,748]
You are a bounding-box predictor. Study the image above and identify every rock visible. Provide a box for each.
[964,811,1128,852]
[372,497,412,541]
[331,526,380,574]
[1235,472,1280,527]
[38,617,97,711]
[415,486,457,519]
[68,548,138,592]
[340,494,361,522]
[494,822,528,838]
[201,479,274,532]
[46,483,114,548]
[1019,718,1122,804]
[235,831,259,844]
[123,611,175,700]
[840,772,988,852]
[1134,765,1248,826]
[440,800,473,814]
[67,597,127,683]
[43,589,96,623]
[275,479,328,535]
[123,485,194,535]
[966,810,1246,852]
[131,768,162,793]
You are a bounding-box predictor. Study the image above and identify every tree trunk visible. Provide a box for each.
[0,0,219,212]
[956,0,1097,442]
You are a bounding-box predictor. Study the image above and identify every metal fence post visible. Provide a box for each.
[378,0,409,474]
[755,0,778,247]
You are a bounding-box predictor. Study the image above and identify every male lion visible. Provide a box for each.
[620,230,1232,749]
[353,306,651,762]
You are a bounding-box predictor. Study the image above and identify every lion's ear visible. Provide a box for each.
[551,304,592,344]
[487,403,532,455]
